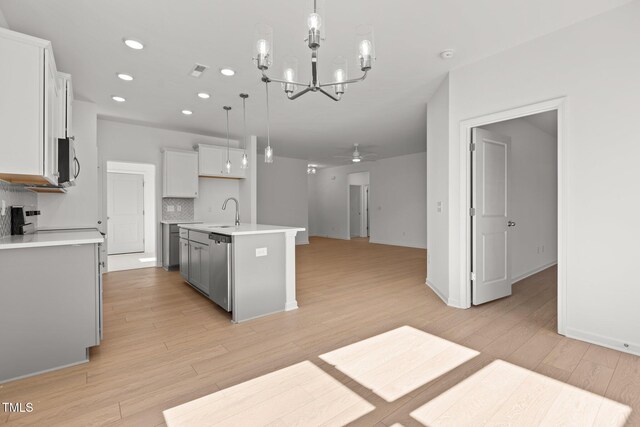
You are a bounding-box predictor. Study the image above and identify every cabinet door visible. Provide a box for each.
[43,49,60,185]
[0,38,43,176]
[163,150,198,198]
[188,242,209,294]
[198,145,224,176]
[179,238,189,280]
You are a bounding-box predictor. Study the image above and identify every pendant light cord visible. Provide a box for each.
[225,108,230,161]
[265,81,271,149]
[242,97,247,153]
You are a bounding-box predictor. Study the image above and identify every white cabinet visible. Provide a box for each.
[197,144,246,179]
[0,28,64,185]
[163,149,199,198]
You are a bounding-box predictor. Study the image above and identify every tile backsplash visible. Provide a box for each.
[0,182,38,237]
[162,198,195,222]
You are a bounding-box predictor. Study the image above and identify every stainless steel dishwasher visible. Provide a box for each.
[208,233,232,311]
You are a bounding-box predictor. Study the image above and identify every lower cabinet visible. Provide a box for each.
[179,237,190,281]
[188,241,210,295]
[0,242,102,382]
[179,231,211,296]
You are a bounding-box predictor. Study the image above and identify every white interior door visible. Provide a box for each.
[472,128,512,305]
[349,185,361,237]
[107,173,145,255]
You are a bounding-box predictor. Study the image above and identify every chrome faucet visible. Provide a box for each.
[222,197,240,226]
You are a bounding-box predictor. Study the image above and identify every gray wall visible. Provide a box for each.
[309,152,427,249]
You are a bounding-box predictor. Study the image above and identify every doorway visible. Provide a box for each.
[347,172,370,240]
[106,161,157,272]
[471,111,558,305]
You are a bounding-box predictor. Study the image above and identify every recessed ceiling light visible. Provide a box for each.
[117,73,134,81]
[220,68,235,77]
[197,92,211,99]
[123,38,144,50]
[181,110,193,115]
[111,96,126,102]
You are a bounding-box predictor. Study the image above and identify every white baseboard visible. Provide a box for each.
[426,278,448,304]
[285,301,299,311]
[370,239,427,249]
[511,261,557,284]
[565,327,640,357]
[313,234,350,240]
[425,278,465,309]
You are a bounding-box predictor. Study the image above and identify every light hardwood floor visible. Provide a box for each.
[1,237,638,426]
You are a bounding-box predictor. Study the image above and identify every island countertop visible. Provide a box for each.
[0,229,104,250]
[177,223,305,236]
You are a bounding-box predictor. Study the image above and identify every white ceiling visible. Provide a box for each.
[0,0,631,165]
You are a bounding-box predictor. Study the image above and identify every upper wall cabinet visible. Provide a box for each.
[0,28,65,186]
[163,149,199,198]
[198,144,246,179]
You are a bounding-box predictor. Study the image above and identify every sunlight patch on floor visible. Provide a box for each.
[319,325,479,402]
[107,252,156,272]
[410,359,631,426]
[163,361,375,427]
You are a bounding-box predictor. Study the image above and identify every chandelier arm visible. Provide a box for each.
[318,71,368,88]
[318,87,342,101]
[261,70,308,87]
[287,86,314,100]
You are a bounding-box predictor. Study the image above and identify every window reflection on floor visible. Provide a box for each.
[320,326,479,402]
[410,359,631,426]
[163,361,375,427]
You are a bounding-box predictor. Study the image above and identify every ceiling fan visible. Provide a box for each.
[334,144,378,163]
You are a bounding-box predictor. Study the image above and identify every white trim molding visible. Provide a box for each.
[457,97,568,336]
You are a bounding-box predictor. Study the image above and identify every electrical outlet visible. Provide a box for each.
[255,247,268,257]
[541,245,545,253]
[1,200,6,216]
[177,205,182,212]
[167,205,175,212]
[437,201,442,213]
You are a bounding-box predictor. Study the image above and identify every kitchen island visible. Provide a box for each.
[177,223,304,323]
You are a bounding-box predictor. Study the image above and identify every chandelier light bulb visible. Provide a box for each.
[265,145,274,163]
[307,13,322,31]
[359,39,372,57]
[225,159,232,174]
[284,68,295,82]
[256,39,270,55]
[352,157,362,163]
[334,68,346,82]
[241,153,249,169]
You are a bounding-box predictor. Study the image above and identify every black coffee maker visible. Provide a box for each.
[10,206,39,235]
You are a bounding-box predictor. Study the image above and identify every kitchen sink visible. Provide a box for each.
[206,225,236,229]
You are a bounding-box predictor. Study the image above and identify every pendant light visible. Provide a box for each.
[239,93,249,169]
[264,81,274,163]
[223,106,232,174]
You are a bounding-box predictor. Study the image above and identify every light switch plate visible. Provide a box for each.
[255,247,268,257]
[167,205,175,212]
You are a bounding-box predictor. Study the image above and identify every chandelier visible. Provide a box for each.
[253,0,375,101]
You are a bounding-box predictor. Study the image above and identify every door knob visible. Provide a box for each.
[508,221,516,227]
